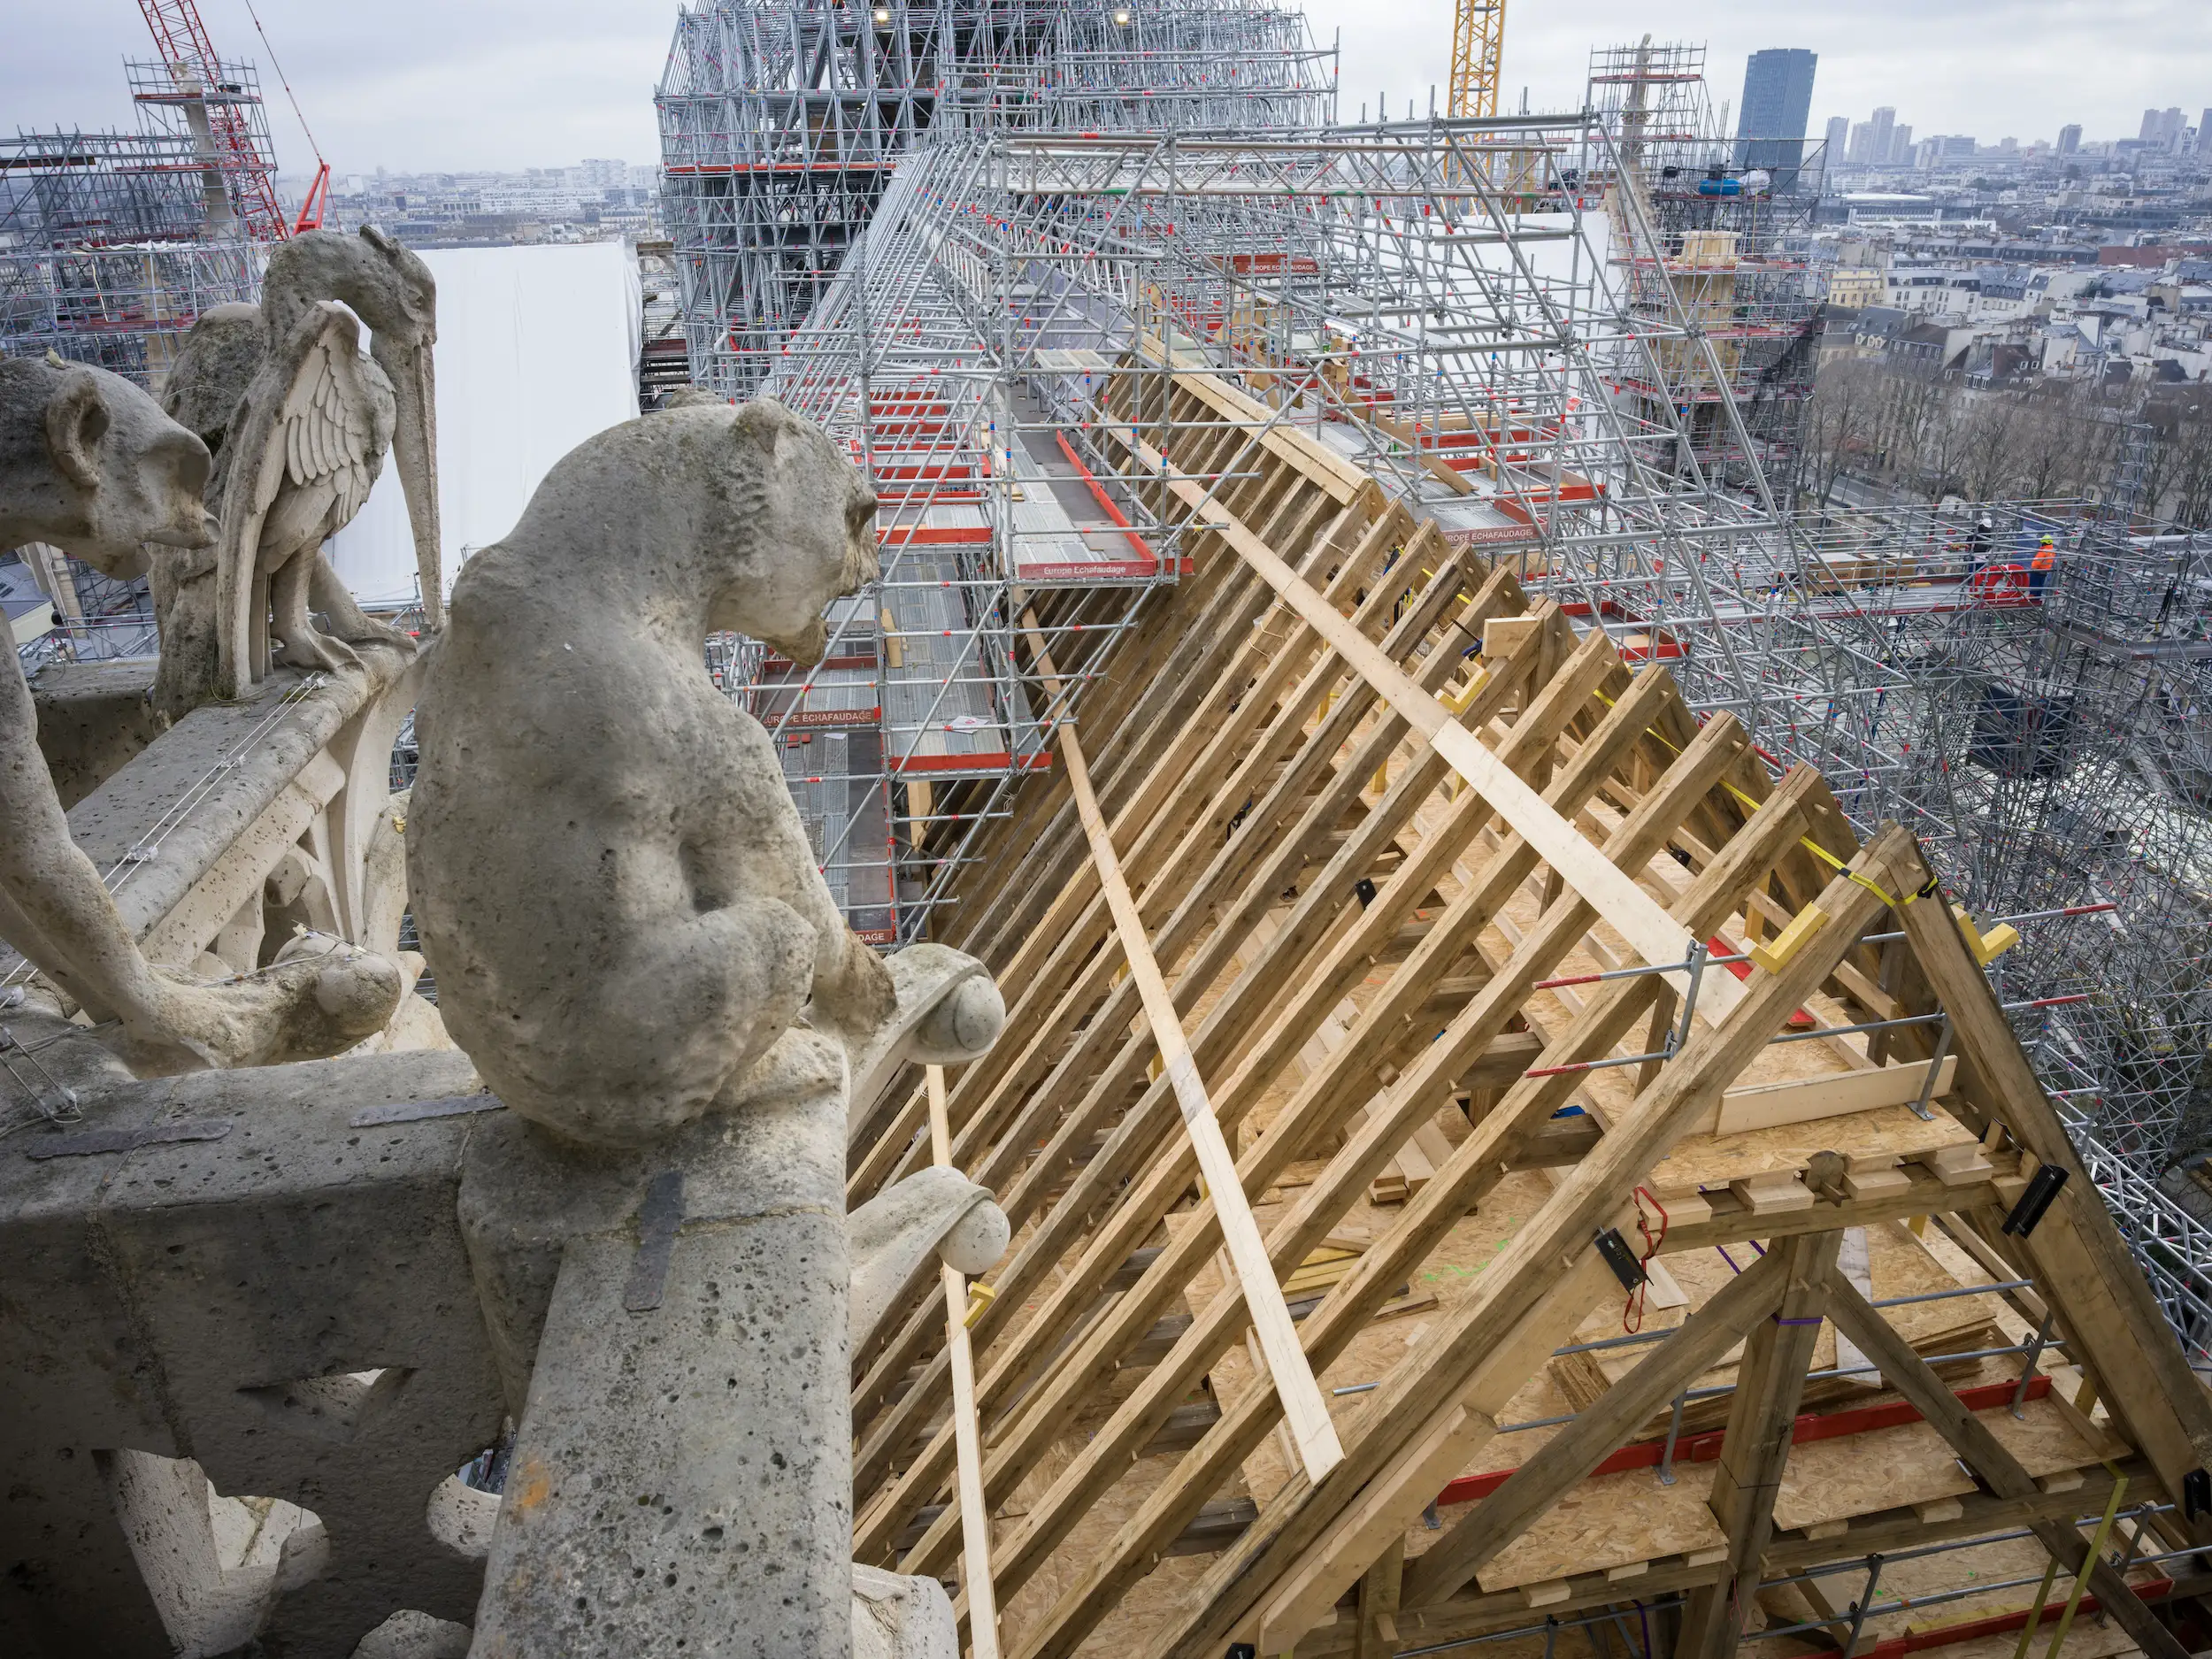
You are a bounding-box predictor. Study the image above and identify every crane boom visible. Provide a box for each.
[1448,0,1505,119]
[135,0,292,241]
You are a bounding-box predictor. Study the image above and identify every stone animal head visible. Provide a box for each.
[689,398,879,665]
[262,225,437,350]
[0,356,217,574]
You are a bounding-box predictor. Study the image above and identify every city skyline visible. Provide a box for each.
[1,0,2206,173]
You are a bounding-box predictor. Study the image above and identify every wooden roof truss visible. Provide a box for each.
[844,360,2212,1659]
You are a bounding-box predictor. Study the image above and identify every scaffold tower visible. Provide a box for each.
[1,57,278,388]
[654,0,1336,397]
[1579,41,1824,500]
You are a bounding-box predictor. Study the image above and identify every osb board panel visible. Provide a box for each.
[1469,863,1949,1181]
[1770,1395,2101,1536]
[1820,1528,2164,1654]
[1770,1419,1977,1530]
[1928,1626,2136,1659]
[1982,1394,2108,1478]
[1641,1103,1979,1197]
[1764,1536,2146,1659]
[997,1425,1249,1659]
[1470,1462,1725,1592]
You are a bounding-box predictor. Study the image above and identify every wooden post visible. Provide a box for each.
[1353,1539,1405,1659]
[929,1064,1001,1659]
[1678,1230,1842,1659]
[1824,1271,2189,1659]
[1403,1242,1795,1608]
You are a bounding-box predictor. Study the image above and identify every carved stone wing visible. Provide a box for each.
[214,303,381,698]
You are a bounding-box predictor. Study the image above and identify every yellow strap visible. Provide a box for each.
[1581,673,1932,910]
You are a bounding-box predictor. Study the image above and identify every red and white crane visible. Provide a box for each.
[134,0,331,240]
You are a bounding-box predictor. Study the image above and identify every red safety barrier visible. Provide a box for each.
[1433,1374,2051,1509]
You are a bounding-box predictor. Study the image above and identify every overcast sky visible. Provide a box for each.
[6,0,2208,176]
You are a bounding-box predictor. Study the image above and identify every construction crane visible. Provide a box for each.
[134,0,330,240]
[1447,0,1505,119]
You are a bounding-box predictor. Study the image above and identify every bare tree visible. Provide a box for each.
[2010,387,2082,502]
[1798,356,1879,509]
[2171,416,2212,529]
[1962,394,2021,501]
[1915,380,1972,502]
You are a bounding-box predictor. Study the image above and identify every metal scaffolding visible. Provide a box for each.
[726,113,1820,945]
[0,58,275,388]
[1576,40,1824,498]
[654,0,1335,397]
[674,43,2212,1352]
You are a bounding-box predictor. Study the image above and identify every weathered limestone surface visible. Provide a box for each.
[408,398,1007,1657]
[1,351,405,1071]
[51,648,421,963]
[851,1566,958,1659]
[0,354,216,572]
[4,391,1008,1659]
[0,1049,504,1658]
[159,227,441,706]
[351,1609,474,1659]
[462,1032,856,1655]
[849,1161,1010,1353]
[27,657,166,809]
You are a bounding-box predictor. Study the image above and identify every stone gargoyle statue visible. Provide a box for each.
[155,227,441,718]
[406,396,1008,1656]
[0,355,405,1077]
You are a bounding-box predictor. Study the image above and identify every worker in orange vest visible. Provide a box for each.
[2030,534,2056,597]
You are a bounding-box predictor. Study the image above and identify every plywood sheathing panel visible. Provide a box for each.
[1471,1463,1727,1592]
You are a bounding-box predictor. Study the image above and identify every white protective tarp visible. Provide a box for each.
[327,241,642,607]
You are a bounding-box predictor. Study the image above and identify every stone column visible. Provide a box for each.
[462,1032,854,1658]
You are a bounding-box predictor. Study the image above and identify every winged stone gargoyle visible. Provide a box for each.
[157,226,441,713]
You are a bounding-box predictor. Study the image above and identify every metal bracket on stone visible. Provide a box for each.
[24,1119,233,1159]
[623,1169,687,1313]
[349,1092,505,1128]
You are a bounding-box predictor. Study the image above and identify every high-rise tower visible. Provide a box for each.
[1732,47,1816,187]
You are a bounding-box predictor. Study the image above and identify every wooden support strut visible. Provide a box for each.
[1678,1230,1843,1659]
[846,367,2202,1659]
[996,720,1807,1646]
[928,1064,1002,1659]
[1402,1240,1799,1608]
[853,511,1402,1491]
[1200,725,1797,1647]
[1131,828,1916,1659]
[1033,625,1344,1482]
[1886,839,2212,1498]
[1094,413,1741,1025]
[1824,1271,2192,1659]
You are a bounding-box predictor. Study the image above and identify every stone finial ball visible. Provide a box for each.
[915,973,1005,1061]
[939,1197,1012,1278]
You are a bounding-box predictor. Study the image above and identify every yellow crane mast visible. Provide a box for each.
[1447,0,1505,118]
